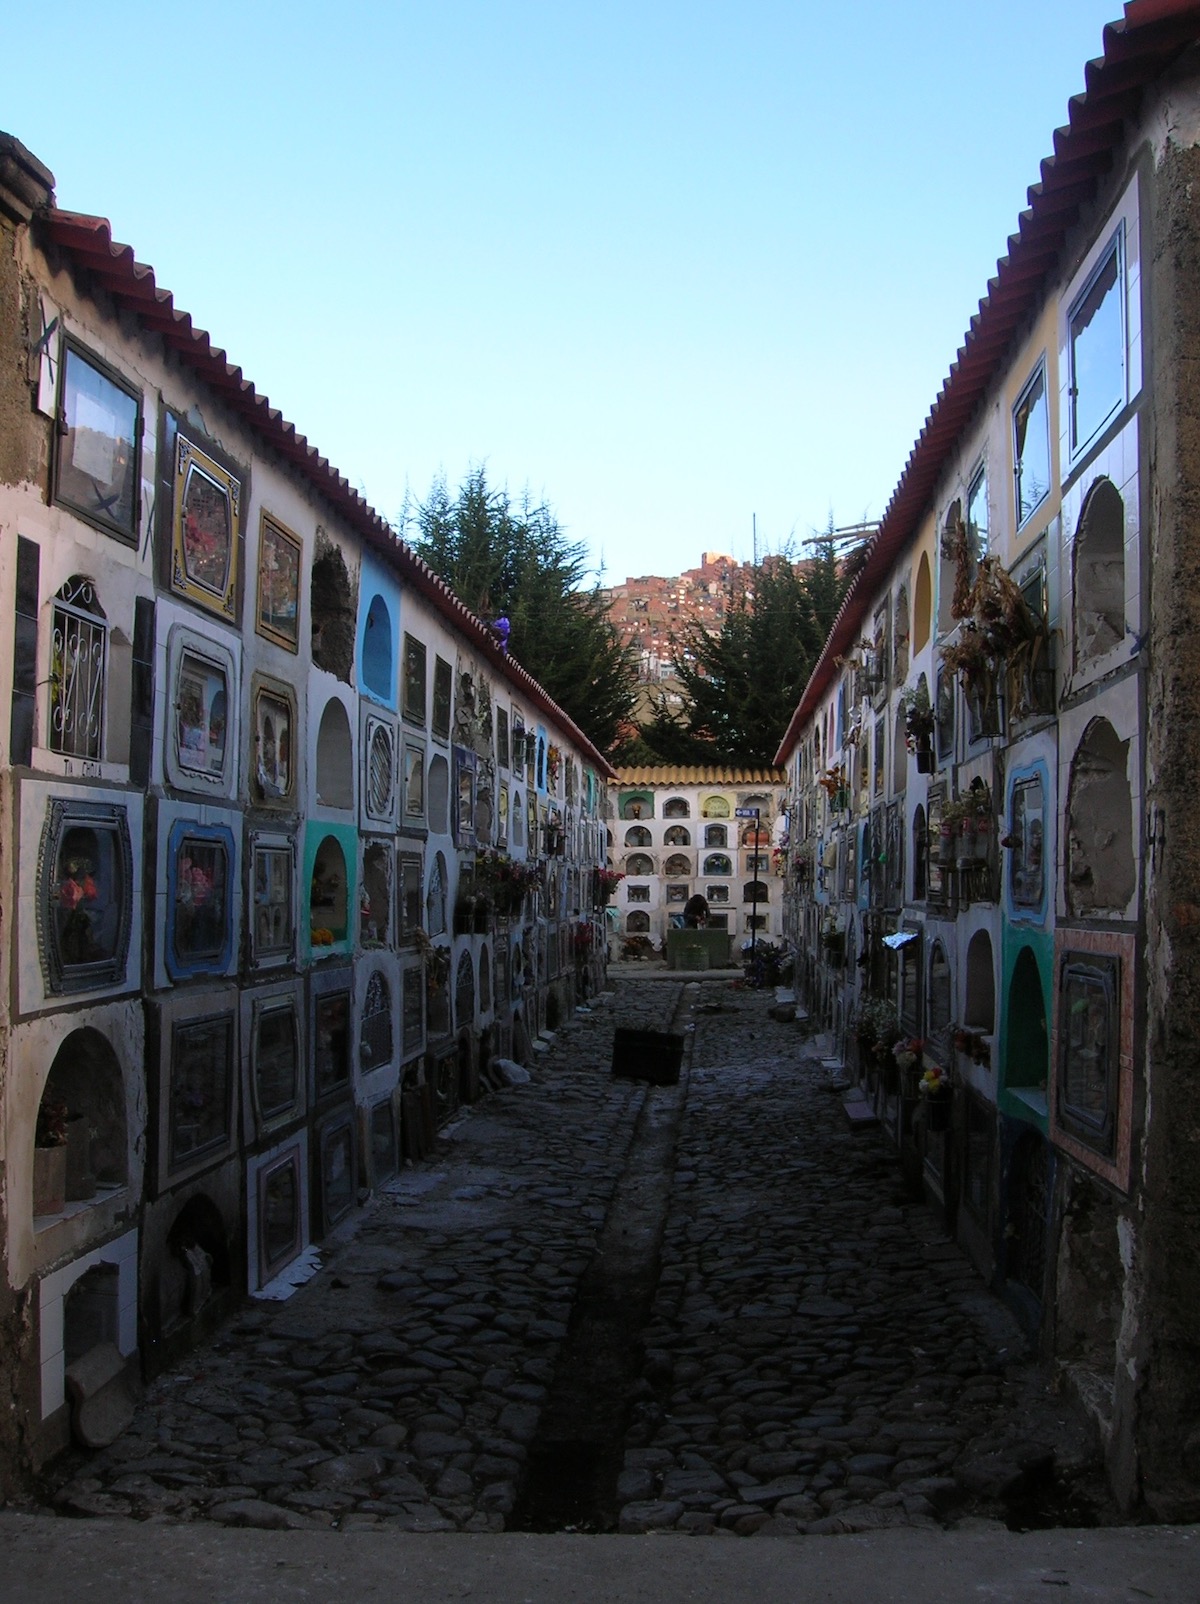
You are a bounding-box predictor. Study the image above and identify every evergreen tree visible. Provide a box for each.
[640,527,849,767]
[409,468,639,756]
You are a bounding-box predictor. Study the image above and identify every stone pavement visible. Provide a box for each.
[36,980,1107,1538]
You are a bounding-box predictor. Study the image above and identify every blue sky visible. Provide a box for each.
[7,1,1126,582]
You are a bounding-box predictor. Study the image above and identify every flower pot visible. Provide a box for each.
[926,1092,951,1133]
[33,1144,67,1217]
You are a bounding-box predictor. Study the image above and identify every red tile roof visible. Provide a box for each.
[37,210,617,778]
[774,0,1200,766]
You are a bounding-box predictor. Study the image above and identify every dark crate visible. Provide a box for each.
[612,1027,684,1086]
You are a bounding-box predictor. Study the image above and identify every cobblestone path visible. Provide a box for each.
[43,980,1104,1535]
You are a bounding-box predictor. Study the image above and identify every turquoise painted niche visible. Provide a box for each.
[303,821,359,961]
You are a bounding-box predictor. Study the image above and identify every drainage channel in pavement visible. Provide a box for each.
[510,991,693,1532]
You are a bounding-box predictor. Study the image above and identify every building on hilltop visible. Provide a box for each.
[606,766,787,959]
[773,0,1200,1521]
[0,136,614,1486]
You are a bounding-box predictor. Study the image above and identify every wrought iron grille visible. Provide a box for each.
[50,577,106,759]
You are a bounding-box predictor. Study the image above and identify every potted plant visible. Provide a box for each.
[900,683,935,772]
[33,1098,69,1217]
[856,997,901,1080]
[893,1037,925,1099]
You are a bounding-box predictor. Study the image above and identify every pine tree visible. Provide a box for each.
[409,468,639,757]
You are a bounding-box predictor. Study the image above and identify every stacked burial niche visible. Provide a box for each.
[1066,718,1135,916]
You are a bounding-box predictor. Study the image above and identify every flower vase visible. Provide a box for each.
[938,825,954,864]
[956,822,977,866]
[974,817,992,860]
[33,1145,67,1217]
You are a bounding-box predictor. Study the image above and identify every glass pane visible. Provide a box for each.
[54,822,123,967]
[1061,963,1114,1134]
[967,468,988,556]
[255,691,292,799]
[1014,367,1051,525]
[432,657,452,738]
[314,990,350,1097]
[403,636,426,722]
[181,462,233,593]
[253,845,293,956]
[177,655,228,777]
[261,1157,299,1272]
[322,1123,354,1223]
[1071,243,1123,451]
[174,838,229,961]
[170,1016,232,1167]
[58,346,139,536]
[1010,779,1045,908]
[255,1004,299,1120]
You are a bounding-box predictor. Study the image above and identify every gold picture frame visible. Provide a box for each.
[170,433,241,620]
[256,512,302,651]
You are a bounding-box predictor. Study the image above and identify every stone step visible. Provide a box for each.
[842,1088,878,1128]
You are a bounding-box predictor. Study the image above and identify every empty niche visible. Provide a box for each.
[428,755,450,834]
[315,700,354,810]
[1066,719,1134,916]
[913,552,932,652]
[963,929,996,1033]
[310,543,355,681]
[35,1027,128,1216]
[162,1193,231,1332]
[361,594,394,701]
[1073,477,1126,666]
[63,1262,120,1366]
[1006,945,1048,1092]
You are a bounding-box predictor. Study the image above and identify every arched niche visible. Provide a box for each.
[479,946,492,1014]
[1073,476,1126,666]
[310,544,355,682]
[913,552,932,653]
[1066,718,1134,916]
[626,911,650,933]
[361,593,394,701]
[316,699,354,809]
[664,825,691,847]
[428,754,450,834]
[703,853,732,876]
[624,825,652,848]
[938,499,962,635]
[359,969,392,1071]
[892,705,907,794]
[911,804,927,901]
[929,940,952,1043]
[664,854,691,878]
[701,795,731,819]
[626,852,654,876]
[511,789,524,848]
[455,950,476,1031]
[310,835,348,941]
[35,1027,128,1213]
[427,851,448,937]
[894,584,910,682]
[160,1194,232,1335]
[1006,945,1048,1090]
[704,824,727,848]
[620,792,653,820]
[663,797,690,819]
[964,929,996,1032]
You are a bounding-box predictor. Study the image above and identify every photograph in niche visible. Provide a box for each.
[173,834,229,965]
[257,516,301,650]
[176,654,228,778]
[255,690,292,800]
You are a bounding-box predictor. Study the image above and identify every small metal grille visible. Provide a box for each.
[50,577,106,759]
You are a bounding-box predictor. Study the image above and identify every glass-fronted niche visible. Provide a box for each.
[166,819,237,981]
[38,797,134,996]
[150,992,239,1190]
[164,624,239,798]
